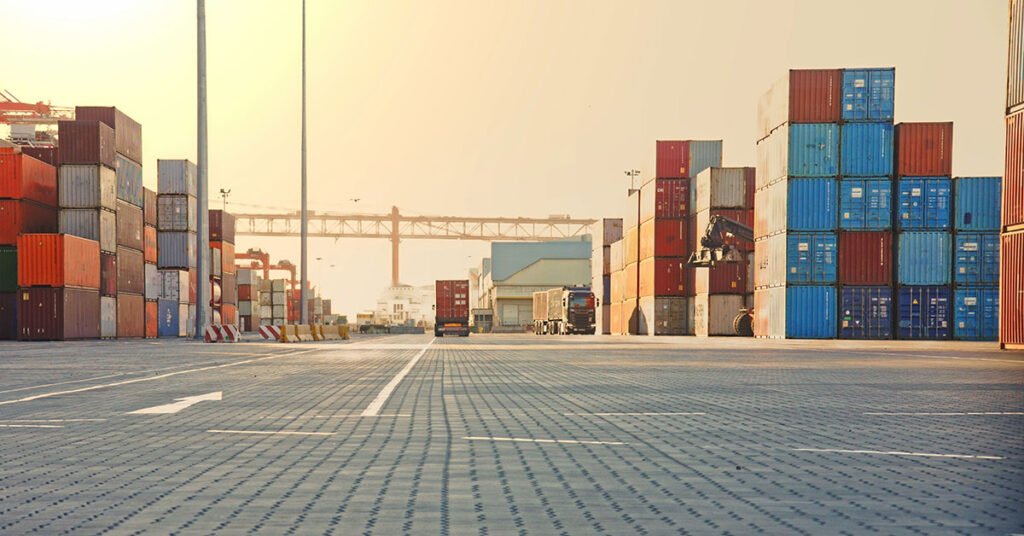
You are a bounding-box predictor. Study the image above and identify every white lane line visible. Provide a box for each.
[0,419,106,422]
[127,391,222,415]
[794,448,1004,460]
[865,412,1024,416]
[564,412,706,416]
[844,351,1024,364]
[0,424,64,429]
[360,338,435,417]
[464,436,626,446]
[208,429,332,436]
[0,349,314,407]
[255,414,411,419]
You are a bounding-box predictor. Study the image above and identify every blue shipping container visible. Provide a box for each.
[953,232,1000,285]
[840,122,893,176]
[789,124,839,178]
[841,68,895,122]
[954,177,1002,231]
[688,140,723,180]
[787,232,837,283]
[787,178,837,231]
[786,285,837,338]
[157,298,179,337]
[115,154,144,208]
[602,274,611,302]
[897,177,952,230]
[953,287,999,341]
[897,286,951,340]
[840,178,892,230]
[839,286,892,340]
[897,232,952,285]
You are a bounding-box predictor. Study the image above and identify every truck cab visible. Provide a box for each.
[561,287,597,335]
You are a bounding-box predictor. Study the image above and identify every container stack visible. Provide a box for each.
[156,159,198,337]
[308,295,323,325]
[693,167,753,336]
[210,209,237,328]
[143,188,158,337]
[267,279,287,326]
[0,149,59,339]
[952,177,1001,341]
[16,234,101,340]
[1004,1,1024,351]
[637,171,690,335]
[617,188,641,334]
[608,240,624,334]
[237,268,260,331]
[590,218,622,334]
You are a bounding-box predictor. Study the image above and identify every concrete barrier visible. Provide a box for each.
[312,325,324,341]
[258,325,282,341]
[279,325,299,343]
[321,326,340,340]
[295,324,315,342]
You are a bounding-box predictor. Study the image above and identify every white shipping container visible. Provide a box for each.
[694,167,749,212]
[59,208,116,253]
[144,263,160,300]
[187,304,197,337]
[260,305,273,317]
[259,293,272,306]
[754,232,787,289]
[754,286,786,338]
[157,159,198,197]
[755,125,789,190]
[100,296,116,338]
[694,294,745,336]
[271,279,285,292]
[210,247,222,277]
[59,165,117,210]
[157,195,197,232]
[158,269,189,303]
[178,303,189,337]
[239,301,253,316]
[589,218,624,247]
[756,73,789,142]
[272,305,286,318]
[753,180,788,240]
[259,279,272,292]
[272,291,286,304]
[609,240,624,273]
[236,269,259,287]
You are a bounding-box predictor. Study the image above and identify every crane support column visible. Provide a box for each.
[391,206,400,286]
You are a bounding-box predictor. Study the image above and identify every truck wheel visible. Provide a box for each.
[733,312,753,337]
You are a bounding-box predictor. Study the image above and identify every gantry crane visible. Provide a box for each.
[0,88,74,146]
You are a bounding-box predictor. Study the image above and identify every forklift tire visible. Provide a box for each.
[733,312,754,337]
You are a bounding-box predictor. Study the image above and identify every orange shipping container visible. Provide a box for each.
[0,150,58,206]
[625,262,638,300]
[625,226,639,265]
[610,270,624,303]
[145,300,158,338]
[117,293,144,338]
[1001,230,1024,349]
[1005,110,1024,228]
[17,234,100,289]
[222,303,237,325]
[144,225,157,263]
[895,122,953,177]
[211,241,236,275]
[622,298,638,335]
[609,302,622,335]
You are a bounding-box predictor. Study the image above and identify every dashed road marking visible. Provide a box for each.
[864,411,1024,416]
[464,436,626,446]
[361,338,434,417]
[207,429,333,436]
[564,412,706,416]
[794,447,1004,460]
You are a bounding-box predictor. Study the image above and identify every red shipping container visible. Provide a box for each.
[58,120,116,169]
[17,234,100,288]
[0,150,57,206]
[117,246,144,295]
[0,200,57,245]
[1005,110,1024,228]
[638,257,686,297]
[189,269,197,303]
[238,284,251,301]
[116,199,144,251]
[18,287,100,340]
[640,178,690,223]
[0,291,15,340]
[116,292,144,338]
[625,262,638,299]
[74,106,143,164]
[143,188,157,227]
[18,147,59,167]
[100,252,117,296]
[639,219,687,259]
[838,231,892,285]
[222,303,237,325]
[789,69,842,124]
[145,300,158,338]
[694,259,748,295]
[209,210,236,244]
[435,279,469,322]
[1001,230,1024,349]
[144,225,157,263]
[895,122,953,177]
[655,141,690,179]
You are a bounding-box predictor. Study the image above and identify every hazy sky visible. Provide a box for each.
[7,0,1007,320]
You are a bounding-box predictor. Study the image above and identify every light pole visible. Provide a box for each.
[219,188,231,211]
[624,169,640,335]
[195,0,210,338]
[300,0,309,325]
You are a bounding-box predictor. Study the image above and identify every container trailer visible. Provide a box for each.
[532,286,597,335]
[434,279,469,337]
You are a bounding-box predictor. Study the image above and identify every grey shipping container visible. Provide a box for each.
[222,273,236,305]
[211,247,222,278]
[59,165,117,210]
[271,279,285,292]
[116,199,144,251]
[59,208,116,254]
[639,296,690,335]
[260,305,273,318]
[145,262,160,300]
[100,295,116,338]
[272,304,286,318]
[694,294,745,336]
[259,293,272,306]
[157,231,197,269]
[694,167,749,212]
[272,291,286,304]
[157,195,197,232]
[158,269,190,303]
[157,160,198,197]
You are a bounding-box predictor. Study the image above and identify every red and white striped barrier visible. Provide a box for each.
[203,324,241,343]
[258,325,282,341]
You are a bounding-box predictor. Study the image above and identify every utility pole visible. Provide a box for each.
[625,169,640,335]
[219,188,231,211]
[300,0,309,325]
[195,0,210,338]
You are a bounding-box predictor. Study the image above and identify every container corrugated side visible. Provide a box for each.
[209,210,236,243]
[638,257,686,297]
[157,231,197,269]
[786,232,837,284]
[117,246,145,295]
[895,122,953,177]
[1000,230,1024,348]
[693,293,743,336]
[897,285,951,340]
[116,199,144,251]
[897,232,952,285]
[145,300,158,338]
[0,151,57,206]
[786,285,837,339]
[786,178,837,231]
[694,257,747,295]
[1009,0,1024,112]
[685,141,723,180]
[840,122,893,176]
[754,286,785,338]
[157,298,179,336]
[954,287,998,341]
[639,219,687,259]
[74,106,143,164]
[157,195,197,232]
[159,269,190,303]
[753,180,787,239]
[117,293,144,338]
[788,123,839,178]
[839,286,892,339]
[144,225,157,263]
[841,68,895,122]
[640,178,689,222]
[18,287,100,340]
[115,154,143,207]
[145,263,160,300]
[1005,110,1024,227]
[953,232,1000,286]
[100,252,117,296]
[953,177,1001,231]
[58,165,116,210]
[0,200,58,245]
[144,188,157,226]
[57,120,115,168]
[100,295,116,338]
[757,70,842,141]
[59,208,116,253]
[756,124,788,189]
[839,178,891,230]
[17,234,100,288]
[839,231,892,285]
[655,140,689,179]
[897,177,952,230]
[754,233,787,289]
[694,167,747,212]
[157,160,198,196]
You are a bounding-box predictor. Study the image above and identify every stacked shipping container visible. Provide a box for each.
[237,268,260,331]
[952,177,1001,340]
[1004,0,1024,350]
[590,218,622,334]
[156,159,198,337]
[209,209,237,328]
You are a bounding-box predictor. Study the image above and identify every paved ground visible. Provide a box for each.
[0,334,1022,535]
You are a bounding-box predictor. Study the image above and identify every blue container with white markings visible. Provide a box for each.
[953,287,999,341]
[897,232,952,285]
[841,68,895,122]
[897,177,952,230]
[787,178,837,231]
[839,286,892,339]
[157,298,179,337]
[788,124,839,177]
[839,178,892,230]
[786,285,837,339]
[840,122,893,176]
[953,232,1000,285]
[953,177,1002,231]
[897,285,951,340]
[786,232,837,283]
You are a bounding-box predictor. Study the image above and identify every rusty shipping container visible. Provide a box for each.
[17,287,100,340]
[0,150,57,206]
[145,299,158,338]
[18,146,59,167]
[757,69,842,141]
[0,200,57,245]
[58,120,115,169]
[1006,110,1024,228]
[144,225,157,263]
[1002,230,1024,349]
[100,252,117,296]
[143,188,157,226]
[222,272,237,305]
[640,178,690,222]
[74,106,143,164]
[212,240,235,275]
[222,304,237,325]
[17,234,99,288]
[117,246,145,295]
[115,155,144,207]
[1009,0,1024,113]
[116,292,144,338]
[838,231,893,285]
[209,209,236,243]
[639,219,687,259]
[895,122,953,177]
[116,199,144,251]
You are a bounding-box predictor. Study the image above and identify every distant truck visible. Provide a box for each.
[434,280,470,337]
[532,286,597,335]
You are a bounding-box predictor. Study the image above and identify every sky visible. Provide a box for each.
[6,0,1008,321]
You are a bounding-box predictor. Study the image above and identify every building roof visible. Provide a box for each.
[490,238,591,281]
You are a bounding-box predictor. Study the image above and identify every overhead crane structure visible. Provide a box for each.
[234,206,598,286]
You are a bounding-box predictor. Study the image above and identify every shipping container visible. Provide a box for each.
[210,246,222,278]
[1000,230,1024,348]
[788,123,839,178]
[840,122,893,177]
[590,218,623,246]
[625,262,638,299]
[0,200,57,245]
[638,257,687,297]
[17,234,99,288]
[100,252,117,296]
[694,167,749,212]
[157,159,198,196]
[897,285,951,340]
[756,123,789,189]
[145,263,160,300]
[114,155,143,207]
[209,210,236,243]
[117,246,145,295]
[610,270,624,303]
[786,285,837,339]
[157,231,197,269]
[841,68,895,122]
[897,177,952,230]
[0,246,15,292]
[639,219,687,259]
[609,302,622,335]
[58,164,116,210]
[435,280,469,324]
[222,273,237,305]
[116,199,143,251]
[622,298,638,334]
[753,286,785,338]
[222,304,237,325]
[143,188,157,226]
[786,178,837,231]
[0,151,57,206]
[754,233,787,289]
[145,300,158,338]
[953,177,1001,231]
[180,303,191,336]
[839,178,891,230]
[1009,0,1024,112]
[17,287,100,340]
[839,286,892,340]
[100,295,116,338]
[213,240,235,275]
[838,231,892,285]
[74,106,143,164]
[59,207,116,253]
[239,300,254,316]
[238,284,252,301]
[0,291,15,339]
[694,259,747,295]
[897,232,953,286]
[609,240,624,273]
[786,232,837,284]
[953,232,1000,285]
[1006,110,1024,227]
[271,279,285,292]
[157,298,179,337]
[210,280,222,306]
[117,293,144,338]
[57,120,115,168]
[640,178,689,222]
[144,225,157,263]
[757,69,842,140]
[625,226,638,265]
[638,295,690,335]
[260,304,273,318]
[694,293,744,336]
[157,194,197,232]
[18,146,59,167]
[236,268,258,287]
[687,141,724,182]
[895,122,953,177]
[753,181,786,238]
[655,140,689,178]
[954,287,998,341]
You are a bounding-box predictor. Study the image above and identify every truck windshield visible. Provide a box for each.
[569,293,594,308]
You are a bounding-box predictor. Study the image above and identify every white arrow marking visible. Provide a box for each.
[128,392,222,415]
